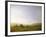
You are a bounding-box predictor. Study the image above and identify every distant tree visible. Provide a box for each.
[20,24,24,28]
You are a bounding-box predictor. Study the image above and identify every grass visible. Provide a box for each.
[10,23,42,32]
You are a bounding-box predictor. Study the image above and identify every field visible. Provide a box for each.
[10,23,42,32]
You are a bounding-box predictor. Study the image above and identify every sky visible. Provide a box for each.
[10,4,42,24]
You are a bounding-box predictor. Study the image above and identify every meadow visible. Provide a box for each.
[10,23,42,32]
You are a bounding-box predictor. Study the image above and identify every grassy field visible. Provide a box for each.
[10,23,42,32]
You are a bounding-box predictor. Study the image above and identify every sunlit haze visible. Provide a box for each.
[10,5,42,24]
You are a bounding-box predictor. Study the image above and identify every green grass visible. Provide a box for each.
[10,23,42,32]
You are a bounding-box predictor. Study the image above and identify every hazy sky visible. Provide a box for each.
[10,4,42,24]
